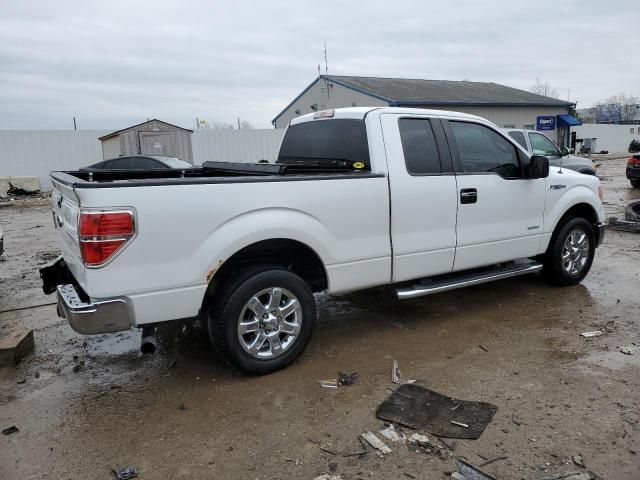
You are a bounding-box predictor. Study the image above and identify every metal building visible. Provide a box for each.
[272,75,579,146]
[98,119,193,162]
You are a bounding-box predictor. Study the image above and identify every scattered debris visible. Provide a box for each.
[2,426,19,435]
[341,451,368,458]
[456,459,496,480]
[408,433,429,444]
[308,438,337,455]
[607,217,640,233]
[479,455,508,467]
[328,462,338,472]
[404,473,416,479]
[450,420,469,428]
[7,182,40,196]
[511,414,522,426]
[178,403,187,411]
[533,471,602,480]
[313,474,341,480]
[338,371,358,386]
[619,345,636,355]
[360,431,391,454]
[580,330,604,338]
[16,379,26,384]
[478,345,488,352]
[392,360,400,384]
[319,379,339,389]
[379,424,406,443]
[572,454,586,468]
[168,358,178,369]
[112,466,138,480]
[439,437,457,451]
[376,384,497,439]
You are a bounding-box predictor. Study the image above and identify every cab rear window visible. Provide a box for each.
[277,119,370,169]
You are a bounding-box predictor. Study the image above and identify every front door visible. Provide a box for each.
[139,131,173,156]
[381,114,459,282]
[444,119,546,271]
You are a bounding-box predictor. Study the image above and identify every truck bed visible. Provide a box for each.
[52,161,377,189]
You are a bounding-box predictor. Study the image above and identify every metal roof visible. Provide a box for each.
[273,75,573,124]
[325,75,573,107]
[98,119,193,140]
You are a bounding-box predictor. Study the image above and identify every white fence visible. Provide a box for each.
[0,129,284,191]
[572,124,640,154]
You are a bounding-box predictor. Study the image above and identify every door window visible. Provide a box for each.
[528,132,559,157]
[507,131,528,150]
[398,119,442,174]
[450,122,521,178]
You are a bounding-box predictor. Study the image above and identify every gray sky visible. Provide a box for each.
[1,0,638,130]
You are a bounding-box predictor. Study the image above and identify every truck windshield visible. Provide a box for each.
[277,119,370,169]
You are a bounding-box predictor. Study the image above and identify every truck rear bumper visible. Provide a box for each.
[56,284,132,335]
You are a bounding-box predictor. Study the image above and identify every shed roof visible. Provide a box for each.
[98,119,193,140]
[273,75,573,124]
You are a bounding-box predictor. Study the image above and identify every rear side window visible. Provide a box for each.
[508,131,527,150]
[399,118,442,174]
[278,119,370,169]
[131,157,163,169]
[450,122,521,178]
[105,158,132,169]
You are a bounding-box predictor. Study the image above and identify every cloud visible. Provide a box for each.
[0,0,638,129]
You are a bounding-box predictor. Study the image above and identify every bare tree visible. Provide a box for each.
[239,120,254,129]
[530,78,559,98]
[594,93,639,123]
[198,119,235,130]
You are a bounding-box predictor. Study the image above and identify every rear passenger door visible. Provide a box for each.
[381,114,459,282]
[444,120,545,271]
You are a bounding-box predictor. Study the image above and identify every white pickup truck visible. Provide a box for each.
[40,107,605,374]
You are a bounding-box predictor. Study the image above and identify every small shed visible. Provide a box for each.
[99,119,193,162]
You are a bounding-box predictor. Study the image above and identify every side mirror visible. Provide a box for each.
[560,146,570,157]
[525,155,549,179]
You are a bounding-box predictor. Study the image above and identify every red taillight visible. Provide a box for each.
[79,212,134,237]
[78,210,135,266]
[628,156,640,167]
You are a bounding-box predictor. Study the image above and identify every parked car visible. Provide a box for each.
[626,154,640,188]
[504,129,596,175]
[40,107,605,375]
[83,155,193,170]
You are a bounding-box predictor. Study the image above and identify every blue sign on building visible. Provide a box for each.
[536,116,556,131]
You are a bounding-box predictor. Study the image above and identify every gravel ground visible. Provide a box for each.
[0,158,639,479]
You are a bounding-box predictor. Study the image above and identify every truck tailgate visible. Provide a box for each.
[50,180,85,288]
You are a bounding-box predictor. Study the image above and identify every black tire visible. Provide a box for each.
[208,266,316,375]
[630,179,640,188]
[541,217,595,286]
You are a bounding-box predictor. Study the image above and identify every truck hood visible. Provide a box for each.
[548,155,595,173]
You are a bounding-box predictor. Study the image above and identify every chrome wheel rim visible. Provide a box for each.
[561,228,590,276]
[237,287,302,359]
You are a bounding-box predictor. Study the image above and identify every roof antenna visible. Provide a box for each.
[323,42,328,74]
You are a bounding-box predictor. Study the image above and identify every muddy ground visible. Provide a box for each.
[1,157,639,479]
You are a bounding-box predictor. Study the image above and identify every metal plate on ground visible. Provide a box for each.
[376,384,497,439]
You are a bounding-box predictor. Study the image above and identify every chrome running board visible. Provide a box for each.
[396,259,543,300]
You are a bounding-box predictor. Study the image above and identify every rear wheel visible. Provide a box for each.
[631,178,640,188]
[208,266,316,375]
[541,217,595,286]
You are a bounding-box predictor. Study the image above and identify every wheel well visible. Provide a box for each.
[202,239,327,310]
[555,202,601,243]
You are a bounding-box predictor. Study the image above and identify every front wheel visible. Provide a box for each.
[208,267,316,375]
[541,217,595,286]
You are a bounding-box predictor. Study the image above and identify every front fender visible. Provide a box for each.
[545,184,605,234]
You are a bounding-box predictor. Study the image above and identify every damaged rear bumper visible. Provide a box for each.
[40,256,132,334]
[56,284,132,335]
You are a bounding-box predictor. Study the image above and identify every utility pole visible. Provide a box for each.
[323,42,328,74]
[73,116,77,130]
[237,117,241,130]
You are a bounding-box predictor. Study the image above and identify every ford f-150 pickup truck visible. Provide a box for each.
[40,107,606,374]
